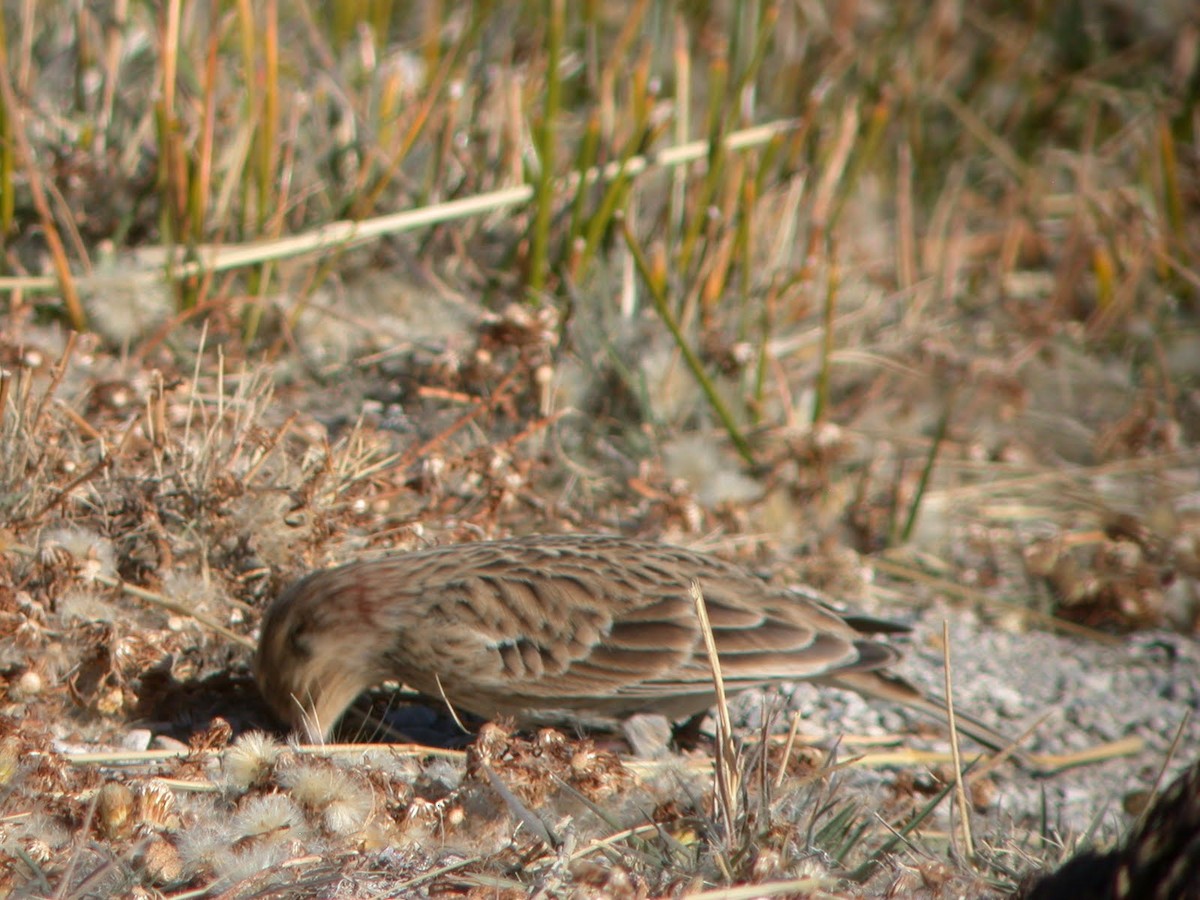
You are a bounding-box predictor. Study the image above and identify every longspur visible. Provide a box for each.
[255,533,1013,749]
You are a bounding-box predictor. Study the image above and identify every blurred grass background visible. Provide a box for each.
[4,0,1192,619]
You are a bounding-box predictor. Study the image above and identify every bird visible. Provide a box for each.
[1020,757,1200,899]
[254,533,1014,750]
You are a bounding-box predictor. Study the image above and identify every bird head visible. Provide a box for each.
[254,569,387,742]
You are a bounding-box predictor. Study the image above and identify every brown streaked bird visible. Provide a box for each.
[1021,758,1200,900]
[255,534,1012,750]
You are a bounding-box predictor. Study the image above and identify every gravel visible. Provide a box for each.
[761,599,1200,847]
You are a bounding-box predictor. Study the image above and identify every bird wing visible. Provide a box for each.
[377,535,889,715]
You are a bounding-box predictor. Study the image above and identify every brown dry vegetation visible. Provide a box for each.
[1,0,1199,897]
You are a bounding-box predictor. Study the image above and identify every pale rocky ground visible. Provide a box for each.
[742,600,1200,855]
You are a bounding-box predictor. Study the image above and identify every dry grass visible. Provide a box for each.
[1,0,1199,896]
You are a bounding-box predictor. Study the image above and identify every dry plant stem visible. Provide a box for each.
[938,449,1200,506]
[65,743,466,767]
[53,398,103,441]
[726,2,777,110]
[494,410,568,457]
[12,847,51,896]
[670,15,690,249]
[94,573,252,648]
[846,740,1141,772]
[192,3,218,246]
[433,673,471,735]
[896,141,917,293]
[774,708,804,791]
[965,711,1054,782]
[41,165,91,268]
[691,579,741,844]
[1157,115,1185,237]
[682,879,837,899]
[181,320,209,455]
[392,855,492,893]
[354,40,463,215]
[679,54,727,273]
[0,54,85,329]
[1019,737,1144,774]
[29,332,77,439]
[0,368,11,424]
[1133,710,1192,836]
[239,412,296,485]
[481,762,560,849]
[31,455,112,522]
[735,171,754,330]
[53,788,101,900]
[942,619,976,862]
[0,120,796,297]
[160,885,210,900]
[831,97,890,228]
[57,851,124,900]
[156,0,187,245]
[0,26,12,234]
[679,727,1134,773]
[527,0,564,296]
[97,0,128,135]
[253,0,279,235]
[806,103,858,261]
[936,85,1030,183]
[575,138,638,278]
[528,822,664,871]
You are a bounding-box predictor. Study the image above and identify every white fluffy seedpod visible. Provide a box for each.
[234,794,304,840]
[321,785,373,836]
[221,731,284,792]
[39,527,118,581]
[276,760,372,836]
[12,669,44,699]
[276,760,351,808]
[160,571,225,621]
[177,823,236,877]
[212,842,290,887]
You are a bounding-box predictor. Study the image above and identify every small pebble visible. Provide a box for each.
[121,729,153,752]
